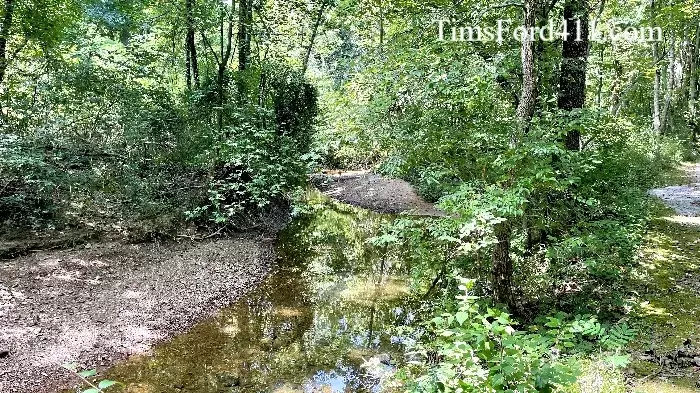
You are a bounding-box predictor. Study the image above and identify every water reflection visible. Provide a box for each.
[103,192,414,393]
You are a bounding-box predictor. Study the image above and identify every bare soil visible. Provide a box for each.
[0,235,275,393]
[312,170,445,216]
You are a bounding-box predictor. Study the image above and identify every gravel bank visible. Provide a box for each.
[313,170,446,216]
[0,236,275,392]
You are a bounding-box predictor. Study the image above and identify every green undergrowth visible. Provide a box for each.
[625,200,700,391]
[565,199,700,393]
[633,217,700,351]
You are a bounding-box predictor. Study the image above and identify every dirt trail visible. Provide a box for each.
[649,163,700,221]
[632,163,700,391]
[312,170,445,216]
[0,236,274,393]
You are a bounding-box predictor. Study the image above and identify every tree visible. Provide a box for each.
[690,20,700,145]
[558,0,589,151]
[185,0,200,89]
[491,0,538,311]
[0,0,14,87]
[302,0,331,74]
[237,0,251,70]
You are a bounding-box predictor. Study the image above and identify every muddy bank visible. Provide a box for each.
[312,170,445,216]
[0,236,275,393]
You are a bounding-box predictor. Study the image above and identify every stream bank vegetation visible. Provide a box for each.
[1,0,699,391]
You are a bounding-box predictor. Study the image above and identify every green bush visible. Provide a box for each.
[0,134,58,229]
[399,279,635,393]
[185,65,319,226]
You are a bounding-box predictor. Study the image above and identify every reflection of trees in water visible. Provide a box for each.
[279,195,389,275]
[103,195,412,392]
[232,267,315,387]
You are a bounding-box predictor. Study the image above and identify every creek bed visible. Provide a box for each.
[97,194,418,393]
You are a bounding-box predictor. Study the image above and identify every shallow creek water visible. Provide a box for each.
[101,194,417,393]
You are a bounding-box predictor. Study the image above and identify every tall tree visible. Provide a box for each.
[690,20,700,145]
[185,0,200,89]
[302,0,330,74]
[201,0,236,133]
[651,0,663,134]
[558,0,589,151]
[237,0,252,71]
[660,34,675,134]
[0,0,15,88]
[491,0,538,311]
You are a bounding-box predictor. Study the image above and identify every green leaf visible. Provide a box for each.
[98,380,117,389]
[81,389,99,393]
[455,312,469,326]
[78,369,97,378]
[605,354,631,368]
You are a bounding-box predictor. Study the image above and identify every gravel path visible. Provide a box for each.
[0,236,275,393]
[313,170,445,216]
[649,163,700,219]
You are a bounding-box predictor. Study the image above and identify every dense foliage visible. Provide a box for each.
[0,1,319,237]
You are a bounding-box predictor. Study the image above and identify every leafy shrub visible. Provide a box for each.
[0,134,58,229]
[186,65,318,225]
[399,279,635,393]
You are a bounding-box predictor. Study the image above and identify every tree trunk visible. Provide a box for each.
[516,0,537,127]
[661,35,675,134]
[185,0,199,88]
[651,0,662,133]
[492,221,515,308]
[302,0,329,74]
[379,0,384,52]
[491,0,538,312]
[185,35,192,89]
[558,0,589,151]
[237,0,251,71]
[690,21,700,146]
[0,0,15,88]
[652,41,662,133]
[595,46,604,108]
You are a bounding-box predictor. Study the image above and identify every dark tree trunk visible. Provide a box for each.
[185,36,192,89]
[492,221,515,308]
[237,0,251,71]
[558,0,589,151]
[0,0,15,88]
[690,21,700,146]
[185,0,199,88]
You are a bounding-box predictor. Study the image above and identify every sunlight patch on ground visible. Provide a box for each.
[274,306,305,317]
[662,215,700,226]
[637,301,669,317]
[633,380,699,393]
[122,383,156,393]
[219,316,240,337]
[629,211,700,388]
